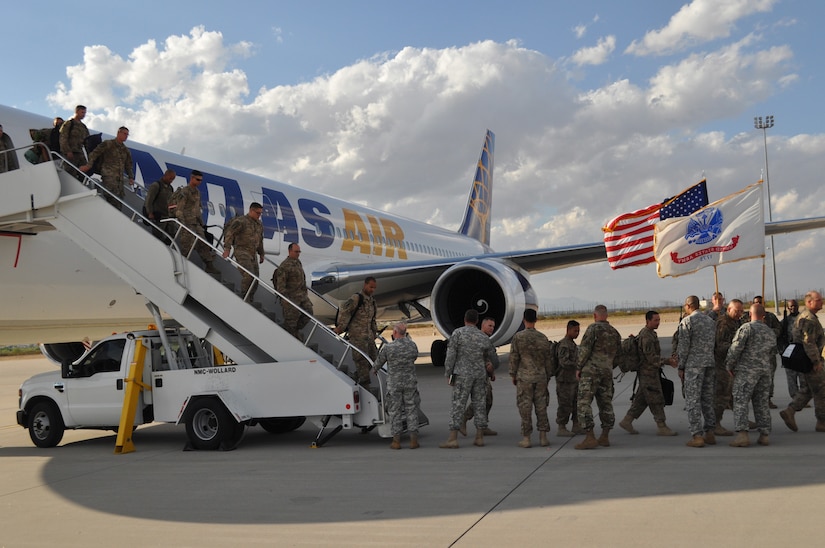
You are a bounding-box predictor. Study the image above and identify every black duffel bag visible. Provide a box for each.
[781,343,813,374]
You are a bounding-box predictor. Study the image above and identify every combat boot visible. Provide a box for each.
[704,430,716,445]
[439,430,459,449]
[473,429,484,447]
[757,434,770,446]
[483,427,498,436]
[816,421,825,432]
[572,420,585,435]
[574,429,598,450]
[518,436,532,448]
[780,407,798,432]
[539,431,550,447]
[409,433,420,449]
[390,436,401,450]
[556,425,574,437]
[729,431,750,447]
[713,424,733,436]
[619,415,638,434]
[656,421,677,436]
[686,435,705,448]
[597,428,611,447]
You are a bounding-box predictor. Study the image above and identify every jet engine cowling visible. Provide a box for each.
[431,259,537,348]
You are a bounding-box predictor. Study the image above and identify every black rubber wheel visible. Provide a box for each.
[259,416,306,434]
[431,339,447,367]
[28,401,65,448]
[220,421,246,451]
[184,399,233,450]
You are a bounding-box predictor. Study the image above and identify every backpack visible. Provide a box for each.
[614,334,641,373]
[84,133,104,175]
[167,185,186,216]
[547,340,560,377]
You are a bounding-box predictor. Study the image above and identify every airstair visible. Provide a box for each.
[0,144,412,442]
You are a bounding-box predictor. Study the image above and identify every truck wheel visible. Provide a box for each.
[431,340,447,367]
[185,399,233,450]
[220,421,246,451]
[259,416,306,434]
[28,401,65,448]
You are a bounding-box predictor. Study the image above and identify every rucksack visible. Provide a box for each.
[84,133,104,175]
[614,334,641,373]
[547,340,560,377]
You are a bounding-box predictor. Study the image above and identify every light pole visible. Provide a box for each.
[754,115,779,315]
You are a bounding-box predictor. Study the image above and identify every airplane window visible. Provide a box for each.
[336,227,341,238]
[207,202,215,215]
[315,223,323,237]
[219,204,226,217]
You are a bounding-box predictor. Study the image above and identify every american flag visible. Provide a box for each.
[602,180,709,270]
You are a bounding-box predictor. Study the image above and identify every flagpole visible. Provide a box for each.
[755,116,780,315]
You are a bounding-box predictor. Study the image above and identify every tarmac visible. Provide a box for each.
[1,319,824,547]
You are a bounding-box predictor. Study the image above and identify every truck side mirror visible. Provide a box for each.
[61,360,72,378]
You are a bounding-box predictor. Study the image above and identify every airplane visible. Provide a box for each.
[2,104,825,364]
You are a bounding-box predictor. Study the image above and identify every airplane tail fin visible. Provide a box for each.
[458,130,495,247]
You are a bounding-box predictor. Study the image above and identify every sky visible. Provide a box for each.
[4,0,825,312]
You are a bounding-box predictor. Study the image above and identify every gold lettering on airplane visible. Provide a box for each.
[366,215,384,256]
[380,219,407,259]
[341,209,371,254]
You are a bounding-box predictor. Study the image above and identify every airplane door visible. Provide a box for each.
[65,339,129,426]
[204,182,227,244]
[251,191,281,255]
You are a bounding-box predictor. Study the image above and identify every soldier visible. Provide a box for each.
[779,291,825,432]
[175,170,218,274]
[222,203,265,302]
[753,296,782,408]
[80,126,134,209]
[706,292,726,321]
[439,309,496,449]
[556,320,581,437]
[274,243,313,338]
[372,322,421,449]
[677,295,717,448]
[713,299,745,436]
[59,105,89,180]
[725,303,777,447]
[459,316,498,438]
[574,304,621,450]
[335,277,378,386]
[509,309,553,448]
[618,311,678,436]
[144,169,176,240]
[780,299,806,399]
[0,124,19,173]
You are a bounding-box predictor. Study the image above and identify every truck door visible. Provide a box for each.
[65,338,129,426]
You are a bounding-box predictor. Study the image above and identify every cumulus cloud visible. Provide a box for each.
[571,35,616,66]
[44,24,825,305]
[626,0,778,56]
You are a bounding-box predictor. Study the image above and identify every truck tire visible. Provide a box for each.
[185,399,233,450]
[431,340,447,367]
[28,401,65,448]
[259,416,306,434]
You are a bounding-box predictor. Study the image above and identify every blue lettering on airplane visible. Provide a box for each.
[261,188,299,243]
[298,198,334,249]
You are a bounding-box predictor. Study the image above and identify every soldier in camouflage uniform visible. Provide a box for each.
[725,303,777,447]
[780,299,806,399]
[59,105,89,181]
[780,291,825,432]
[574,305,621,450]
[222,203,265,302]
[372,322,421,449]
[275,243,314,340]
[440,309,496,449]
[619,311,678,437]
[509,309,553,448]
[82,127,134,209]
[335,277,378,386]
[677,295,717,448]
[713,299,744,436]
[556,320,581,437]
[460,316,498,437]
[144,169,176,240]
[706,292,726,321]
[175,170,218,274]
[753,296,782,408]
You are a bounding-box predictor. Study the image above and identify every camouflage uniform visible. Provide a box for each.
[175,184,214,267]
[87,138,134,208]
[373,336,420,436]
[725,320,777,434]
[555,336,579,428]
[627,326,668,423]
[274,256,313,339]
[223,214,264,300]
[59,118,89,180]
[677,310,717,436]
[763,310,782,400]
[714,314,740,425]
[462,346,497,425]
[144,178,174,239]
[576,320,621,431]
[336,291,378,386]
[509,327,553,436]
[445,325,495,431]
[780,311,806,398]
[788,309,825,420]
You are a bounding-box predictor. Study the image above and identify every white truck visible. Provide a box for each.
[17,326,390,451]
